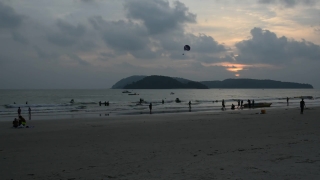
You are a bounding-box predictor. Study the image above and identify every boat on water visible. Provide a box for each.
[243,103,272,108]
[122,90,131,93]
[170,92,175,95]
[128,93,139,95]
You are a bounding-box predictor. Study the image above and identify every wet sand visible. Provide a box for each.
[1,107,320,179]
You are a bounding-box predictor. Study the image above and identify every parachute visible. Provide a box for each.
[183,45,190,55]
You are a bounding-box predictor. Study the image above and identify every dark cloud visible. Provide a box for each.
[258,0,317,7]
[235,27,320,64]
[34,46,60,60]
[125,0,196,34]
[89,16,156,59]
[0,1,24,29]
[190,34,226,53]
[11,31,28,44]
[68,54,90,66]
[47,20,86,47]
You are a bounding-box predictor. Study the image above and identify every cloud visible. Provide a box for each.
[89,0,226,60]
[0,1,24,29]
[47,20,86,47]
[235,27,320,64]
[11,31,28,44]
[125,0,196,34]
[257,0,318,7]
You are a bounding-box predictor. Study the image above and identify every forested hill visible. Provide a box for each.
[200,79,313,89]
[111,76,313,89]
[123,75,208,89]
[111,75,147,89]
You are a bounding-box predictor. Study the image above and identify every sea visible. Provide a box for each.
[1,89,320,121]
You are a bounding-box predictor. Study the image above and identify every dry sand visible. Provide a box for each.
[1,107,320,180]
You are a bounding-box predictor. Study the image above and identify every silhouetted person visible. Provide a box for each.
[13,118,19,128]
[28,107,31,120]
[99,101,101,106]
[140,98,143,104]
[222,99,225,110]
[231,104,235,110]
[18,115,26,126]
[149,103,152,114]
[241,100,243,108]
[287,97,289,106]
[247,99,251,108]
[26,101,28,104]
[237,100,240,108]
[300,99,306,114]
[252,100,255,108]
[106,101,109,106]
[104,101,107,106]
[188,101,191,109]
[162,99,164,104]
[18,107,21,115]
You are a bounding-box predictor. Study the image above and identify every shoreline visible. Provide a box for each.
[0,103,309,122]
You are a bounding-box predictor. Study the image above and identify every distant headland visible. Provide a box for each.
[111,75,313,89]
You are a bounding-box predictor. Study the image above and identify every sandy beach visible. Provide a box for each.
[1,107,320,180]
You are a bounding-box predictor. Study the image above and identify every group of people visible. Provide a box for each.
[12,116,27,128]
[13,107,32,128]
[99,101,109,106]
[222,99,250,110]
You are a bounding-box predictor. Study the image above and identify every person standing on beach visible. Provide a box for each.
[252,100,255,108]
[241,100,243,108]
[18,107,21,115]
[222,99,225,110]
[162,99,164,104]
[149,103,152,114]
[287,97,289,106]
[300,99,306,114]
[247,100,251,108]
[99,101,101,106]
[237,100,240,108]
[188,101,191,109]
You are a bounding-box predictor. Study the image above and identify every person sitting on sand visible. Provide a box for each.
[231,104,235,110]
[13,118,19,128]
[18,115,26,127]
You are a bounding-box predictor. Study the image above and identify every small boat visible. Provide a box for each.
[243,103,272,108]
[122,90,131,93]
[128,93,139,95]
[170,92,174,95]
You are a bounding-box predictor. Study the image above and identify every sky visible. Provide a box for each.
[0,0,319,89]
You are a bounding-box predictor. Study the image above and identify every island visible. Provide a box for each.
[111,75,313,89]
[123,75,208,89]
